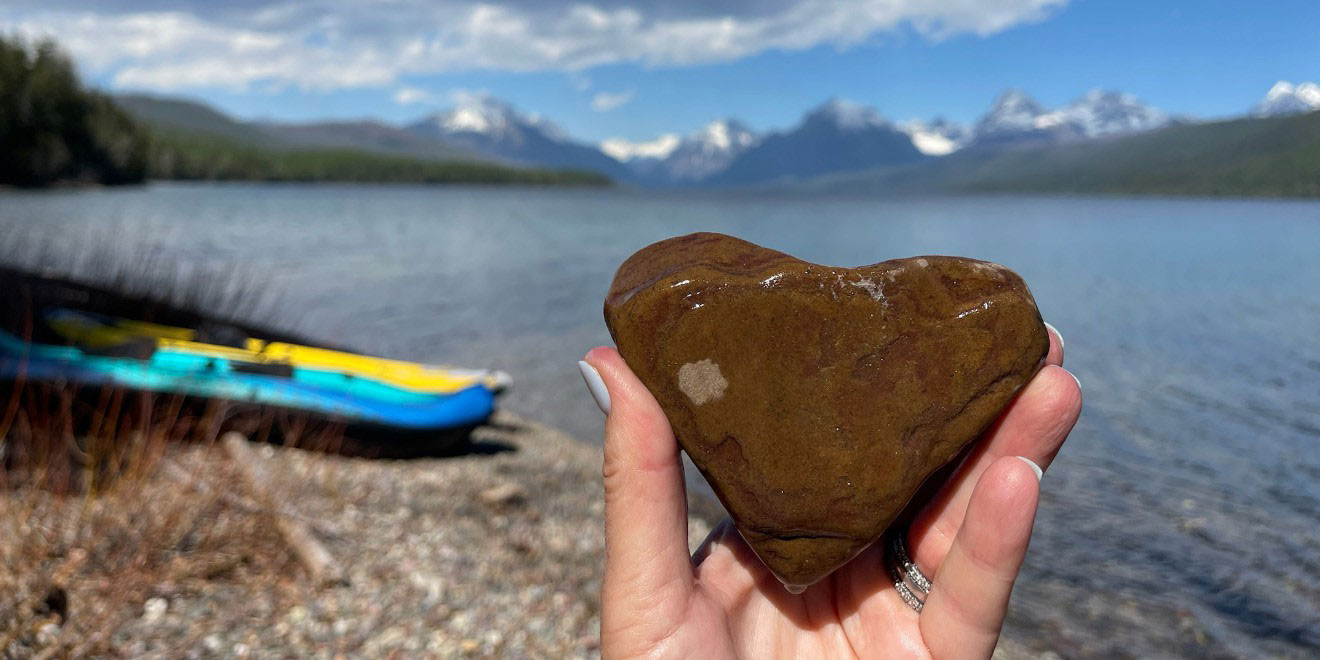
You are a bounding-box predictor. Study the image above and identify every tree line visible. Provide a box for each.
[1,35,147,186]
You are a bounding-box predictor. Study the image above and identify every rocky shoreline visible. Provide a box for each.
[1,412,724,658]
[1,411,1056,658]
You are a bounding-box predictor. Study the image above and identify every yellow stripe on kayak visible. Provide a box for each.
[249,341,486,391]
[47,315,493,393]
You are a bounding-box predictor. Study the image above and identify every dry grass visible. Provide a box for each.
[1,402,627,657]
[0,380,341,658]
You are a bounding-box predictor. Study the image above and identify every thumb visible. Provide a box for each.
[581,347,694,645]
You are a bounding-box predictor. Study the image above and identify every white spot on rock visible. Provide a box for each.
[678,359,729,405]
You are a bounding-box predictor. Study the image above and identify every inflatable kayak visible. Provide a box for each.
[43,308,511,395]
[0,328,495,431]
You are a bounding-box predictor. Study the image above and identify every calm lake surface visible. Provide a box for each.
[2,184,1318,657]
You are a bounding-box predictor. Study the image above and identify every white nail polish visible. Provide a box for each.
[578,360,611,414]
[1068,370,1081,392]
[1044,321,1064,350]
[1015,456,1043,481]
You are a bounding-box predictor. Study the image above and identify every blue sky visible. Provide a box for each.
[4,1,1316,143]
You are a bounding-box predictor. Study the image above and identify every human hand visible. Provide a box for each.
[579,325,1080,659]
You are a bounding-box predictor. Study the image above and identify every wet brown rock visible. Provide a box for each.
[604,232,1049,590]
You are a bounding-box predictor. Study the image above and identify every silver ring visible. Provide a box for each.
[886,532,931,613]
[891,534,932,594]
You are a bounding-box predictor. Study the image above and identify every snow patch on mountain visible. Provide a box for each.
[1048,90,1169,137]
[420,96,569,143]
[439,106,498,134]
[697,119,758,152]
[662,119,760,181]
[600,134,681,161]
[406,95,630,178]
[900,118,971,155]
[975,89,1168,145]
[429,96,523,137]
[1252,81,1320,117]
[608,119,760,182]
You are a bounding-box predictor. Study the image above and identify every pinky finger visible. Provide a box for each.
[919,457,1041,659]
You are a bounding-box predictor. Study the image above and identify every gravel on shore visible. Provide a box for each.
[2,411,1058,659]
[2,412,724,659]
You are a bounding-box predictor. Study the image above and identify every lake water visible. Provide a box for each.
[2,184,1317,657]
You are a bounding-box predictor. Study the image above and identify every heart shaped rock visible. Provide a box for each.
[604,232,1049,590]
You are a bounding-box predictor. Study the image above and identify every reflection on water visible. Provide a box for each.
[3,183,1318,656]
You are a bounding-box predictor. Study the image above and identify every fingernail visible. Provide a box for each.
[578,360,611,414]
[1015,456,1043,481]
[1067,369,1081,392]
[1044,321,1064,350]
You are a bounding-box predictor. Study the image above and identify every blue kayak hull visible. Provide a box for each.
[0,332,495,431]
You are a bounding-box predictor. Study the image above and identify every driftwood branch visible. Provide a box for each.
[159,460,341,539]
[220,433,346,587]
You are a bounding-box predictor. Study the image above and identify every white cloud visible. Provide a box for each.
[392,86,436,105]
[590,89,634,112]
[3,1,1070,92]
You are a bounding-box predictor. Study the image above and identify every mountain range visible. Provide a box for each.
[602,119,759,183]
[117,81,1318,190]
[804,106,1320,198]
[970,89,1171,146]
[388,88,1174,186]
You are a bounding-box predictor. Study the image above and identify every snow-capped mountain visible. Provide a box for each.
[406,96,631,179]
[603,119,761,184]
[973,89,1168,146]
[1252,81,1320,117]
[1060,90,1170,136]
[900,118,972,156]
[973,90,1066,145]
[662,119,760,181]
[711,99,926,185]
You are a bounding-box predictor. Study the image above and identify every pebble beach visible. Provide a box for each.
[1,412,728,658]
[2,407,1068,659]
